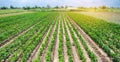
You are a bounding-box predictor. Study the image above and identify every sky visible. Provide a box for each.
[0,0,120,7]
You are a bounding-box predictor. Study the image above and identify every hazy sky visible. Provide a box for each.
[0,0,120,7]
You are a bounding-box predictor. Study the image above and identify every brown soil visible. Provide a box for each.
[68,19,91,62]
[40,21,57,62]
[53,19,60,62]
[0,20,42,49]
[2,21,45,62]
[27,21,56,62]
[62,19,69,62]
[65,19,81,62]
[69,17,112,62]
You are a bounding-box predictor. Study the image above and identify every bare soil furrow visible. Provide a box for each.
[68,18,91,62]
[27,27,50,62]
[16,53,22,62]
[5,51,22,62]
[3,21,47,62]
[62,19,69,62]
[27,21,56,62]
[15,20,53,62]
[0,20,42,49]
[69,17,112,62]
[40,21,57,62]
[53,19,60,62]
[65,19,81,62]
[4,30,41,62]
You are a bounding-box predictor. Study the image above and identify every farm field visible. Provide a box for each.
[0,12,120,62]
[0,9,33,18]
[0,9,26,15]
[79,12,120,24]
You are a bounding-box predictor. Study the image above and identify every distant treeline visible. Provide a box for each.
[0,5,120,10]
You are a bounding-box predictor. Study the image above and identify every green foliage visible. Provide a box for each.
[34,13,58,62]
[23,6,30,10]
[0,12,50,43]
[59,18,64,62]
[68,13,120,62]
[0,7,8,9]
[0,12,58,62]
[45,19,59,62]
[70,18,98,62]
[64,18,74,62]
[66,19,87,62]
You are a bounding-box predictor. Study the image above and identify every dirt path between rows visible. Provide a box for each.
[53,19,60,62]
[65,19,81,62]
[68,16,112,62]
[0,14,50,49]
[68,19,91,62]
[0,12,33,18]
[40,21,57,62]
[5,21,47,62]
[16,22,52,62]
[0,19,43,49]
[4,16,52,62]
[62,19,69,62]
[5,50,22,62]
[27,21,56,62]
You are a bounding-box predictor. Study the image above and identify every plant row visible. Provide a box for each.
[0,12,50,44]
[63,18,74,62]
[65,18,87,62]
[0,13,58,62]
[33,17,57,62]
[45,19,59,62]
[58,16,64,62]
[68,13,120,62]
[68,17,98,62]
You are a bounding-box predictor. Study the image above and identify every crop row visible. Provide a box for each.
[63,17,74,62]
[68,17,98,62]
[45,18,59,62]
[0,12,50,44]
[19,14,58,62]
[68,13,120,62]
[0,13,58,62]
[0,9,25,15]
[33,16,57,62]
[66,18,87,62]
[58,15,64,62]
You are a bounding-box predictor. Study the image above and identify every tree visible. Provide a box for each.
[10,5,15,9]
[0,7,8,9]
[34,5,38,8]
[42,6,45,9]
[78,7,85,9]
[101,5,107,9]
[94,7,97,12]
[60,6,64,8]
[54,5,59,9]
[47,4,51,9]
[65,5,68,9]
[23,6,30,10]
